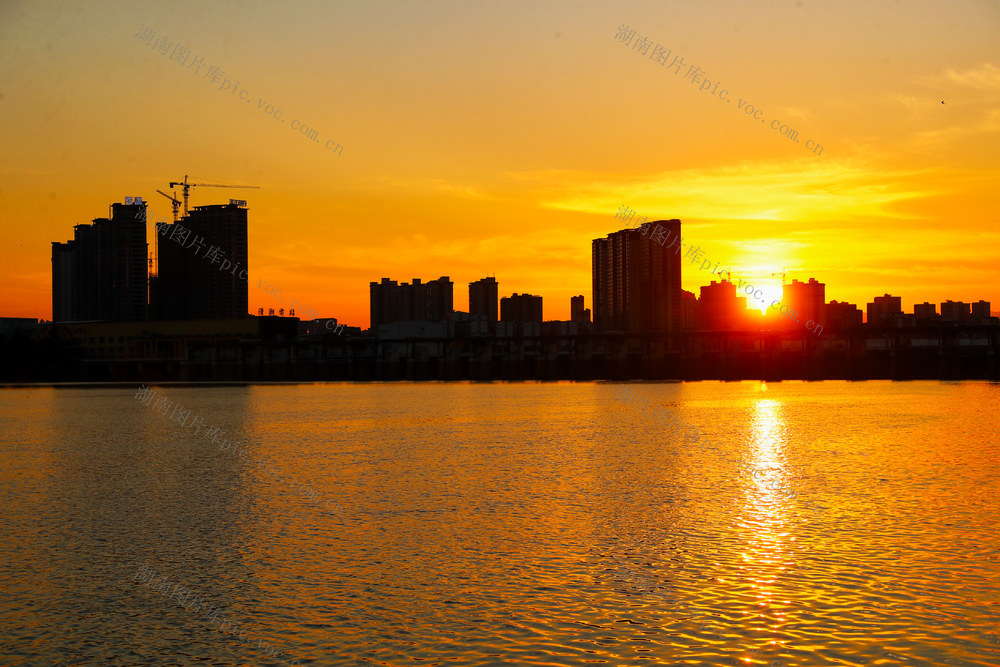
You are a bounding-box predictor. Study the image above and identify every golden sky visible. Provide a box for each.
[2,0,998,326]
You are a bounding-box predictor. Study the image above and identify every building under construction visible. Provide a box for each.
[51,177,256,323]
[151,201,249,320]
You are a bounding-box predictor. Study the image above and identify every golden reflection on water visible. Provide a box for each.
[745,396,791,540]
[4,382,1000,665]
[740,395,793,657]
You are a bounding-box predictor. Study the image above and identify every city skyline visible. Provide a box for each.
[40,196,997,332]
[2,0,999,327]
[5,4,1000,666]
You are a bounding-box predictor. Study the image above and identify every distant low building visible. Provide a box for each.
[541,320,579,336]
[376,320,452,340]
[0,317,40,337]
[452,311,491,338]
[297,318,357,337]
[495,321,541,337]
[45,316,296,361]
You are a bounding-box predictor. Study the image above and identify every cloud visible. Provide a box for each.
[940,62,1000,93]
[367,176,490,200]
[897,62,1000,149]
[508,159,939,224]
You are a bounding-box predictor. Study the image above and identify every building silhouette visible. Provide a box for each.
[500,293,542,324]
[591,220,683,335]
[469,277,498,322]
[51,198,148,323]
[940,300,970,323]
[783,278,825,329]
[370,276,454,327]
[425,276,453,322]
[51,242,75,322]
[825,300,863,330]
[697,280,749,331]
[570,295,591,325]
[867,294,902,325]
[153,202,249,320]
[914,302,938,322]
[971,300,992,323]
[680,290,697,330]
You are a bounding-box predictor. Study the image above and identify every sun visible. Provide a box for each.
[718,269,785,315]
[753,282,784,315]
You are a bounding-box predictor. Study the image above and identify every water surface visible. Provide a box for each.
[1,381,999,665]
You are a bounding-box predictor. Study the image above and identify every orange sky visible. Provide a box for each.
[2,0,998,327]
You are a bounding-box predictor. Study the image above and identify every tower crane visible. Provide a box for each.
[168,175,261,216]
[771,268,788,286]
[156,189,183,223]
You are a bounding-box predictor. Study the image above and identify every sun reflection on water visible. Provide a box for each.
[739,396,794,655]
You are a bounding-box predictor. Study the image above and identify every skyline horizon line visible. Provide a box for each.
[31,196,999,328]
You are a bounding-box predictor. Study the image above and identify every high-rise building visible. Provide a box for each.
[783,278,825,329]
[970,300,991,321]
[940,300,970,323]
[697,280,749,331]
[867,294,902,325]
[500,293,543,323]
[570,295,591,325]
[425,276,454,322]
[680,290,697,330]
[51,241,75,323]
[154,202,249,320]
[914,302,938,321]
[51,198,149,322]
[825,301,863,330]
[370,276,454,327]
[370,278,400,327]
[469,277,498,322]
[591,220,682,335]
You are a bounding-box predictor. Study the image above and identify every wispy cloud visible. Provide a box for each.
[938,62,1000,92]
[509,159,939,224]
